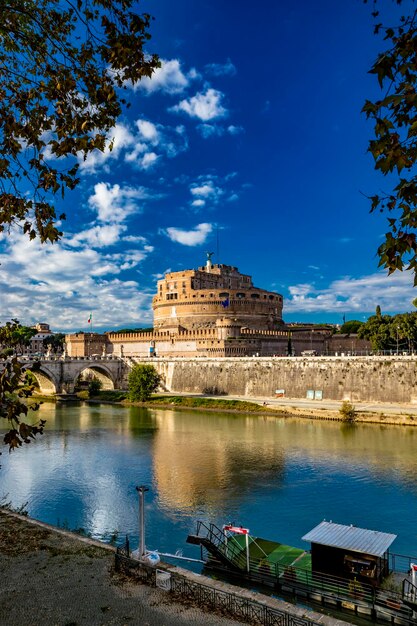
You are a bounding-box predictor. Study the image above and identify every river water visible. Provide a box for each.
[2,402,417,564]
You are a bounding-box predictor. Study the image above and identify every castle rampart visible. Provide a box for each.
[138,355,417,404]
[65,259,371,358]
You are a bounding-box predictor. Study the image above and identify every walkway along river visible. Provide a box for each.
[2,401,417,570]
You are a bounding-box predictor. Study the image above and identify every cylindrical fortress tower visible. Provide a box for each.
[152,262,284,330]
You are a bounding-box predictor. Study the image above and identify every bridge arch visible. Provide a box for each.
[75,364,115,390]
[22,364,58,395]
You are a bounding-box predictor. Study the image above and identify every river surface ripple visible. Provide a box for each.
[2,402,417,564]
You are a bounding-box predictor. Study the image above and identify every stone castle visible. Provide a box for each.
[66,258,369,358]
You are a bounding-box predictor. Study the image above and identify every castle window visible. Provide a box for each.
[236,292,245,298]
[269,295,274,300]
[219,292,229,298]
[251,293,260,299]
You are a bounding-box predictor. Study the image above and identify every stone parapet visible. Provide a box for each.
[140,355,417,404]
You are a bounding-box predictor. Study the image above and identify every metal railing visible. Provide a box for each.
[195,520,248,571]
[192,522,417,623]
[115,537,417,626]
[390,552,417,573]
[115,546,324,626]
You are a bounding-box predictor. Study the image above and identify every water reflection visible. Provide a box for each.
[2,403,417,558]
[150,410,285,515]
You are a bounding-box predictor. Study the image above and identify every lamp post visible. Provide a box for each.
[397,326,400,355]
[136,485,149,558]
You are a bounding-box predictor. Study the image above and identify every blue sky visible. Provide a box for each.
[0,0,415,331]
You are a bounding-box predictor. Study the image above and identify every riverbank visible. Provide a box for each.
[0,509,352,626]
[34,390,417,426]
[100,391,417,427]
[0,508,243,626]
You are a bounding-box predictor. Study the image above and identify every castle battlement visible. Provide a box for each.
[65,257,369,358]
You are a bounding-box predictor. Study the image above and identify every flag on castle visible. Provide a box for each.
[88,312,92,324]
[221,298,229,308]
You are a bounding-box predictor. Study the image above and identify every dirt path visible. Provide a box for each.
[0,510,243,626]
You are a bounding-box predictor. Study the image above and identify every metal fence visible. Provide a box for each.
[115,547,323,626]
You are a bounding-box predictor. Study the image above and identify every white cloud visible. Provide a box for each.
[165,223,213,246]
[78,119,188,174]
[136,119,159,141]
[0,230,154,330]
[79,123,136,173]
[204,59,237,77]
[190,183,216,198]
[191,199,206,208]
[88,182,148,223]
[122,235,147,244]
[285,271,417,313]
[170,89,227,121]
[227,125,244,135]
[197,124,224,138]
[189,179,223,206]
[68,224,126,248]
[197,123,244,139]
[140,152,159,169]
[132,59,195,95]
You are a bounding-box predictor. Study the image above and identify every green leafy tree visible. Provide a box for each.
[128,364,161,402]
[43,333,65,352]
[339,320,364,335]
[358,314,393,350]
[339,401,357,423]
[0,357,45,454]
[88,377,102,395]
[0,0,159,242]
[390,311,417,352]
[363,3,417,282]
[0,319,37,355]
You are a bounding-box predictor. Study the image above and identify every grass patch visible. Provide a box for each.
[91,390,128,402]
[145,395,268,412]
[87,390,283,414]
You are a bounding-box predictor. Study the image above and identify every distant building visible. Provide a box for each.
[153,258,284,331]
[26,323,55,355]
[65,258,371,358]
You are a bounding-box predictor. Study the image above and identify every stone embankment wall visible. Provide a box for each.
[139,356,417,403]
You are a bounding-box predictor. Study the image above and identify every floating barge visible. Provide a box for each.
[187,520,417,625]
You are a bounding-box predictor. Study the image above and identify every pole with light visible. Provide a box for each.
[136,485,149,558]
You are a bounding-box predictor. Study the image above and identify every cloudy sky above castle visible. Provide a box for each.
[1,0,415,331]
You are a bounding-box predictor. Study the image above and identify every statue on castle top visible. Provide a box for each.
[206,251,214,262]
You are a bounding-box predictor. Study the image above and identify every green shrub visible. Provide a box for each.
[128,364,161,402]
[88,378,102,394]
[76,390,89,400]
[340,400,357,423]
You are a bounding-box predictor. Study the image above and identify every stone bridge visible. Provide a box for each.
[12,356,126,395]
